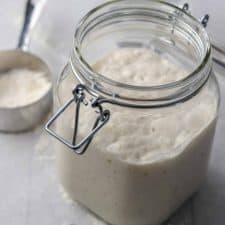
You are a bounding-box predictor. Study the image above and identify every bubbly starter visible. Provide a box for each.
[56,48,217,225]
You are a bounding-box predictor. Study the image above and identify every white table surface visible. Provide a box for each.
[0,1,225,225]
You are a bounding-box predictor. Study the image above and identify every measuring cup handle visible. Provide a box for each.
[17,0,34,50]
[17,0,46,51]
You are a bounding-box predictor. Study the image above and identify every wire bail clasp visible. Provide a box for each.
[45,84,110,155]
[180,3,210,28]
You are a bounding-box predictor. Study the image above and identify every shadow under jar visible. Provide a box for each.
[46,1,220,225]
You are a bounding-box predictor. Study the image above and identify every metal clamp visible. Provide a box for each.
[201,14,209,28]
[180,3,210,27]
[180,3,225,68]
[45,84,110,155]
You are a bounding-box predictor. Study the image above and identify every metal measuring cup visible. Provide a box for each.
[0,0,53,132]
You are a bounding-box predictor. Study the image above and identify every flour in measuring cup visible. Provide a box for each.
[0,68,51,107]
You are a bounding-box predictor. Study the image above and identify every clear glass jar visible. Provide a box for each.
[46,1,220,225]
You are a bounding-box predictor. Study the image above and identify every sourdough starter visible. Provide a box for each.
[56,48,218,225]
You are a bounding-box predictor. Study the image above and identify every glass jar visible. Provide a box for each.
[46,1,220,225]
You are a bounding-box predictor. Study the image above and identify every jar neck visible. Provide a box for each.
[70,0,211,108]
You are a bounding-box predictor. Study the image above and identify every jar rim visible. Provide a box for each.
[71,0,211,107]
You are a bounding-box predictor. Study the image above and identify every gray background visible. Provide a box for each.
[0,1,225,225]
